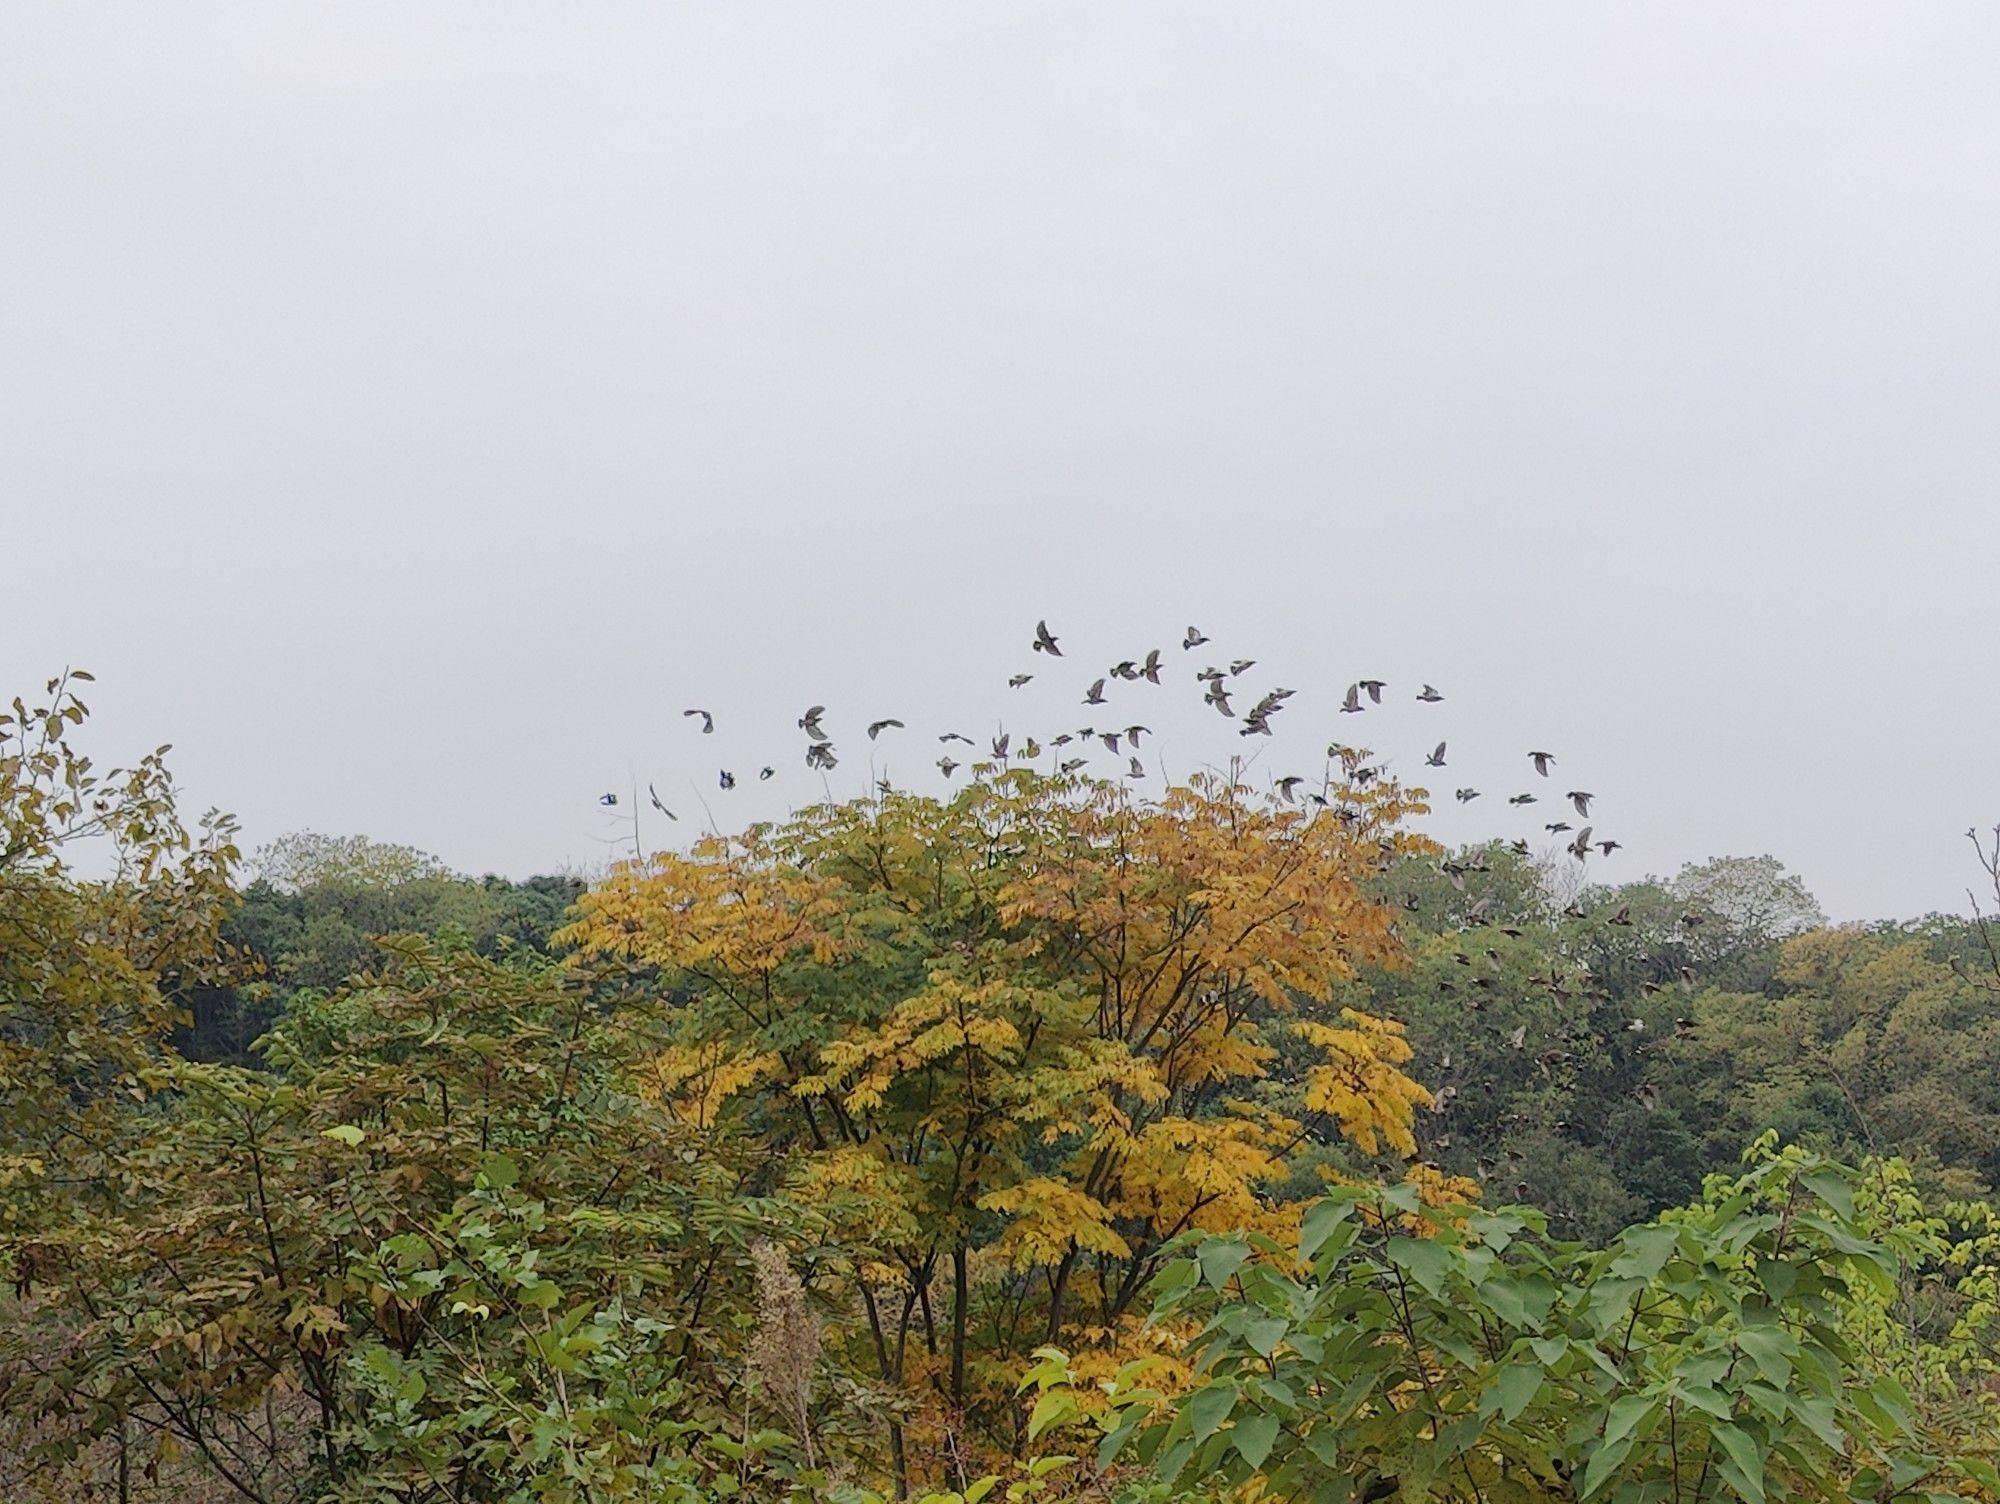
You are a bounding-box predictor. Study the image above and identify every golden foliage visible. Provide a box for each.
[560,767,1437,1483]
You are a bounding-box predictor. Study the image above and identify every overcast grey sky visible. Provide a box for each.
[6,5,1996,920]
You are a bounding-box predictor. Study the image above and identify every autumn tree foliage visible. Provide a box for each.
[1,671,240,1264]
[558,766,1441,1486]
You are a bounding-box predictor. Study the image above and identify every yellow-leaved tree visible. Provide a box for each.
[558,767,1437,1491]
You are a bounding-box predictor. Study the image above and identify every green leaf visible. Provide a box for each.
[1232,1411,1280,1469]
[320,1124,364,1146]
[1026,1390,1076,1442]
[1578,1434,1635,1499]
[1487,1363,1543,1423]
[1735,1326,1796,1386]
[1185,1382,1237,1442]
[1608,1223,1679,1280]
[1386,1236,1456,1298]
[1300,1198,1355,1266]
[1799,1167,1854,1221]
[1709,1422,1766,1504]
[1199,1239,1250,1289]
[1242,1314,1288,1357]
[1601,1394,1659,1452]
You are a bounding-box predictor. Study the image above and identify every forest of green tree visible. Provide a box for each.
[184,835,2000,1246]
[6,675,1998,1503]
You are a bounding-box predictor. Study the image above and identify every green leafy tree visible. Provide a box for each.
[1079,1143,1999,1502]
[6,937,845,1503]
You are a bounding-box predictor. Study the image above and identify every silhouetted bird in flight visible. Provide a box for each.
[1032,620,1062,656]
[683,709,714,734]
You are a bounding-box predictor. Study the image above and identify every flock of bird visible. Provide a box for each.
[609,618,1621,871]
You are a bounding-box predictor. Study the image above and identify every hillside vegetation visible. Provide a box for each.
[4,675,1996,1503]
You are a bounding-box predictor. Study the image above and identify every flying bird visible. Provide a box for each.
[1183,626,1209,649]
[1455,788,1481,803]
[799,706,828,742]
[1425,742,1447,767]
[719,771,737,789]
[598,792,618,807]
[1340,684,1365,714]
[1274,775,1304,802]
[1126,756,1146,779]
[804,744,837,772]
[1508,793,1537,805]
[1359,679,1386,703]
[1567,791,1594,817]
[1229,659,1256,676]
[1139,648,1163,683]
[867,718,905,740]
[1008,674,1033,688]
[937,756,959,778]
[759,767,775,780]
[682,709,714,734]
[1032,620,1062,656]
[1416,685,1444,703]
[1528,751,1555,777]
[1084,678,1108,705]
[939,732,974,746]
